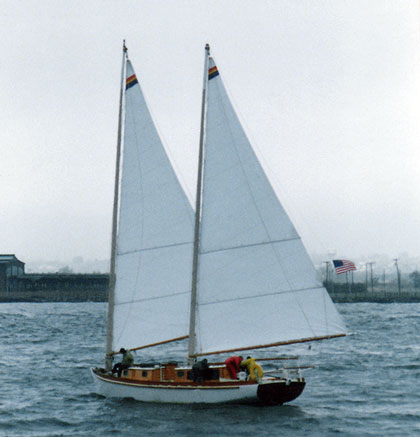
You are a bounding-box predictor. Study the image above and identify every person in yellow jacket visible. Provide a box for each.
[240,356,263,381]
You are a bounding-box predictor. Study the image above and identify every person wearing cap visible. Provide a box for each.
[192,358,209,382]
[112,348,134,377]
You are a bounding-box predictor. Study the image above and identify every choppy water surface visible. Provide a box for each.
[0,302,419,436]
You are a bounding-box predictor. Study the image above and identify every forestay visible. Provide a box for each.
[112,60,194,351]
[194,58,346,355]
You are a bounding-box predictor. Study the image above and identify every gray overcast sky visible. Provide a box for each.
[1,0,420,264]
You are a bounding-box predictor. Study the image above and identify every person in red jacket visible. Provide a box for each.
[225,355,243,379]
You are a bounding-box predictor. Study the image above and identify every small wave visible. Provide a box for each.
[0,416,76,429]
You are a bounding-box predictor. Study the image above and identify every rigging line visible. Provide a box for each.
[208,72,280,251]
[134,52,195,218]
[115,290,190,306]
[199,237,300,256]
[213,63,277,245]
[227,98,317,336]
[214,69,317,338]
[199,286,324,306]
[270,241,319,338]
[118,241,193,257]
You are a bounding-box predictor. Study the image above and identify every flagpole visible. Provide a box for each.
[394,258,401,293]
[365,263,368,292]
[323,261,329,290]
[370,262,374,293]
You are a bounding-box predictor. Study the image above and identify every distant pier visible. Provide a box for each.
[0,254,108,302]
[1,273,109,302]
[1,254,420,303]
[3,276,420,303]
[328,291,420,303]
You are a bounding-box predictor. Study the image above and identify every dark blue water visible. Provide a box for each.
[1,302,419,436]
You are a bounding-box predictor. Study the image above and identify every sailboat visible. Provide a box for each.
[91,42,347,405]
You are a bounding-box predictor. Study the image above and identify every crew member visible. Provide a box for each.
[240,356,263,381]
[192,358,209,382]
[112,348,134,377]
[224,355,243,379]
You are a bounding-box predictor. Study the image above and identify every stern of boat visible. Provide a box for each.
[257,378,305,405]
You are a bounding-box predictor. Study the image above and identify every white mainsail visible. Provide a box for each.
[193,57,346,355]
[111,59,194,351]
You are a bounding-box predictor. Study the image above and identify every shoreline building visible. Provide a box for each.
[0,254,108,302]
[0,254,25,293]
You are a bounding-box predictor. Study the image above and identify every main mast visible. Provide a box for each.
[105,41,127,371]
[188,44,210,365]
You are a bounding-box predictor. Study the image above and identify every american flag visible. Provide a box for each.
[332,259,357,275]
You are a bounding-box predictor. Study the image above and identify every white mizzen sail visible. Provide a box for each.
[111,59,194,351]
[194,57,346,356]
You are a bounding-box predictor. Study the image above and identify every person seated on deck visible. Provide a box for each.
[112,348,134,377]
[224,355,243,379]
[192,358,209,382]
[240,356,263,382]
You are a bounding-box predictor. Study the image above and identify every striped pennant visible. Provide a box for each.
[208,66,219,80]
[126,74,138,90]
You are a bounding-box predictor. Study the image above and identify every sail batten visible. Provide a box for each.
[118,241,192,257]
[115,291,190,306]
[199,236,302,256]
[199,286,327,306]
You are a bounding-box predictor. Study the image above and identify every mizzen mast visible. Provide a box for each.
[188,44,210,365]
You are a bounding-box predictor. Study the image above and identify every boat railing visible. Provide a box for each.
[126,358,314,382]
[257,356,315,380]
[265,364,315,380]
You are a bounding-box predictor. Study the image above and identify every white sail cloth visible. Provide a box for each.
[194,58,346,355]
[112,61,194,351]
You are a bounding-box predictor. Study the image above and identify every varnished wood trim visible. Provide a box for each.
[93,371,257,389]
[194,333,346,357]
[111,335,189,355]
[212,356,299,365]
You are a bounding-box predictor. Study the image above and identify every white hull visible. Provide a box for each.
[91,368,305,404]
[91,368,258,404]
